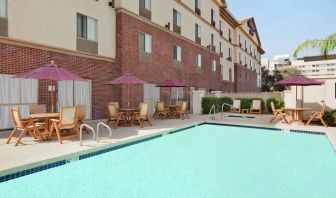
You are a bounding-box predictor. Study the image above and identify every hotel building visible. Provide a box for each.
[0,0,265,125]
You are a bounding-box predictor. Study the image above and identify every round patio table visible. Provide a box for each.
[282,108,311,125]
[119,108,138,126]
[165,105,177,118]
[29,113,60,137]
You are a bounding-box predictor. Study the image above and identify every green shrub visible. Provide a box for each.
[201,97,218,114]
[323,110,336,126]
[266,98,284,113]
[217,97,233,112]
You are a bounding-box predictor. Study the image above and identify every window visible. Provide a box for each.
[211,34,215,46]
[195,0,201,15]
[195,23,201,44]
[239,35,241,46]
[196,54,202,67]
[239,52,242,63]
[139,0,151,11]
[219,42,222,55]
[228,29,231,42]
[0,0,7,18]
[229,68,232,81]
[173,45,182,62]
[211,9,216,26]
[139,32,152,53]
[245,40,247,50]
[77,13,98,42]
[228,48,231,58]
[212,60,217,71]
[173,9,181,34]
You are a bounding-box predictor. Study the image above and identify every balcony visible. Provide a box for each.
[207,45,216,52]
[219,30,223,37]
[195,7,201,16]
[211,20,216,28]
[226,57,232,62]
[229,37,232,43]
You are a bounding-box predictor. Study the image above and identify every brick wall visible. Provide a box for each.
[116,11,236,107]
[234,63,260,92]
[0,42,119,119]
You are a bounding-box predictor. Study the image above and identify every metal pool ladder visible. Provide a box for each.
[221,103,232,119]
[79,122,112,146]
[209,104,216,120]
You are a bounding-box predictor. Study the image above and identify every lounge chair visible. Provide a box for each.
[250,100,262,114]
[132,103,152,128]
[107,103,125,128]
[230,100,241,113]
[269,102,289,123]
[306,101,328,128]
[153,102,168,119]
[174,101,188,120]
[6,107,47,146]
[49,106,79,144]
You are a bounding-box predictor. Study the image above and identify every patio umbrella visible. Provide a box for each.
[156,80,186,104]
[106,73,147,107]
[274,74,322,107]
[13,61,86,112]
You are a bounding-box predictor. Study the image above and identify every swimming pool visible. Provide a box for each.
[1,124,336,197]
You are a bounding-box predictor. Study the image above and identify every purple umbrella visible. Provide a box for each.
[156,80,186,104]
[275,75,322,107]
[106,73,147,107]
[13,61,86,112]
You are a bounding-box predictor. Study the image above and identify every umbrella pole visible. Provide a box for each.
[295,86,298,107]
[127,84,130,107]
[170,87,172,105]
[51,81,56,113]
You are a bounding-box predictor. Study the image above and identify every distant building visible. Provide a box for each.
[291,55,336,78]
[265,54,291,71]
[261,58,269,69]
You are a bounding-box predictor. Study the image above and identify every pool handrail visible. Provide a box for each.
[80,124,96,146]
[96,122,112,143]
[221,103,233,119]
[209,104,216,120]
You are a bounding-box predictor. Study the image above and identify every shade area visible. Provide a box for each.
[274,75,322,86]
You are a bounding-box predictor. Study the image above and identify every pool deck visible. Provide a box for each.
[0,113,335,176]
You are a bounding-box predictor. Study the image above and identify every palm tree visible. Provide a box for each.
[293,32,336,59]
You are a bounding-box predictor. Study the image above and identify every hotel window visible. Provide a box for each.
[239,35,241,47]
[139,32,152,53]
[77,13,98,42]
[227,48,232,62]
[173,45,182,62]
[195,0,201,15]
[196,54,202,68]
[195,23,201,44]
[229,68,232,81]
[228,29,231,42]
[219,42,222,56]
[219,21,223,36]
[210,34,216,51]
[173,9,181,34]
[239,52,242,64]
[212,60,217,72]
[0,0,7,18]
[211,9,216,27]
[139,0,152,20]
[245,41,247,51]
[244,56,247,66]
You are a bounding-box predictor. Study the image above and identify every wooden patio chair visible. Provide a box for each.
[153,102,168,119]
[269,102,289,123]
[132,103,152,128]
[49,106,79,144]
[29,104,47,114]
[106,103,125,128]
[306,101,328,128]
[250,100,262,114]
[230,100,241,113]
[176,101,183,109]
[174,101,188,120]
[108,102,119,110]
[6,107,47,146]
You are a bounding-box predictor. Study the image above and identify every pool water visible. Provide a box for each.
[1,124,336,198]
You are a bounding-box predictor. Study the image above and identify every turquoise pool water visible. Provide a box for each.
[1,124,336,197]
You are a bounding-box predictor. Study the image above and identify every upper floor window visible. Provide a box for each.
[195,0,201,15]
[77,13,98,42]
[211,34,216,46]
[0,0,7,18]
[244,40,247,50]
[212,60,217,72]
[173,9,181,34]
[139,0,152,20]
[228,29,231,42]
[196,54,202,68]
[211,9,216,27]
[173,45,182,62]
[195,23,201,44]
[239,35,241,46]
[219,21,223,35]
[139,32,152,53]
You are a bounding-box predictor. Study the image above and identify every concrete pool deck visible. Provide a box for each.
[0,113,335,176]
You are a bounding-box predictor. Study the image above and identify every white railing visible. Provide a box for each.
[80,124,95,146]
[221,103,232,119]
[209,104,216,120]
[96,122,112,143]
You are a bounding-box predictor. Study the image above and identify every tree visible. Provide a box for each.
[261,67,274,92]
[272,69,284,92]
[279,67,300,78]
[293,32,336,59]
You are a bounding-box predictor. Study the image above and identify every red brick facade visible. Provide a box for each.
[116,11,237,107]
[0,42,118,119]
[234,63,260,92]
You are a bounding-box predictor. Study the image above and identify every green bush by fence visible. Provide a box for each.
[323,110,336,126]
[266,98,285,113]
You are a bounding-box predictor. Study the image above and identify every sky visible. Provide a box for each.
[226,0,336,60]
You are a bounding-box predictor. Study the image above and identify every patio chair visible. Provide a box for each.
[76,105,88,133]
[306,101,328,128]
[106,103,125,128]
[230,100,241,113]
[174,101,188,120]
[29,104,47,114]
[269,102,289,124]
[250,100,262,114]
[176,101,183,109]
[132,103,152,128]
[49,106,79,144]
[108,102,119,110]
[6,107,47,146]
[153,102,168,119]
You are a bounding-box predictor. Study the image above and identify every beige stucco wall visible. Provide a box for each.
[7,0,116,58]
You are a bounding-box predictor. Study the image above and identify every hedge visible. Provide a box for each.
[323,110,336,126]
[201,97,218,114]
[266,98,284,113]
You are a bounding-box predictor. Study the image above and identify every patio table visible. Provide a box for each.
[165,105,177,118]
[282,108,311,125]
[119,108,138,126]
[29,113,60,137]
